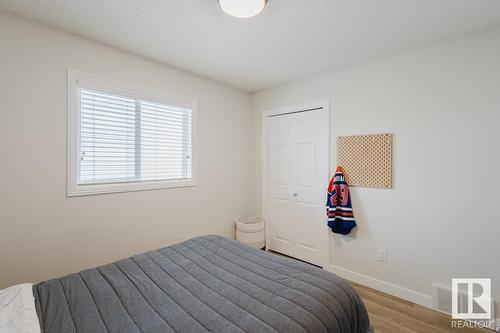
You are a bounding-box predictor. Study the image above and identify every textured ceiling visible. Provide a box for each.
[1,0,500,92]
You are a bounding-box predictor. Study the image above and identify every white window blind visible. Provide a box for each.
[78,88,192,186]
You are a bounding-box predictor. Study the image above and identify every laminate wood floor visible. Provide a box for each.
[352,282,491,333]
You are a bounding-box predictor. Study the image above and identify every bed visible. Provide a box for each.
[32,235,371,333]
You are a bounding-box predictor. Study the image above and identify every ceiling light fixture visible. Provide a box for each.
[219,0,267,18]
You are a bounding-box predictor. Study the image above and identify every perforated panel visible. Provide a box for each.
[337,134,392,188]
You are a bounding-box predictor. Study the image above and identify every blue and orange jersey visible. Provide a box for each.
[326,166,357,235]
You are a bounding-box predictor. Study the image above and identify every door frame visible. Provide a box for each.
[261,99,331,267]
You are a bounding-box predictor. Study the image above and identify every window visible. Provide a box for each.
[67,70,196,196]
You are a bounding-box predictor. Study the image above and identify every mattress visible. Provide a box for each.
[33,235,371,333]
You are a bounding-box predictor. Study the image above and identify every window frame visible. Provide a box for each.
[67,69,197,197]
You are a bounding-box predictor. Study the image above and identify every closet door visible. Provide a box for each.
[268,114,295,256]
[267,108,329,266]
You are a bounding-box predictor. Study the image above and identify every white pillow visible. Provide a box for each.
[0,283,40,333]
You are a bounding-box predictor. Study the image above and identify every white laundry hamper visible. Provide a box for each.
[235,217,265,249]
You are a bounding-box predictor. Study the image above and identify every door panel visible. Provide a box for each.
[274,198,292,242]
[268,116,294,254]
[270,144,290,185]
[267,107,329,267]
[292,110,328,265]
[296,143,315,187]
[295,201,317,249]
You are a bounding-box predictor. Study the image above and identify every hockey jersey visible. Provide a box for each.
[326,166,357,235]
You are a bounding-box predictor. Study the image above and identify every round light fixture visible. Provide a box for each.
[219,0,267,18]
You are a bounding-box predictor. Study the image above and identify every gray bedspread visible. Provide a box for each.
[33,235,371,333]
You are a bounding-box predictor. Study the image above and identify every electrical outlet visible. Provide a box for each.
[378,249,388,263]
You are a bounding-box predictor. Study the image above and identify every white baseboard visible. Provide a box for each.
[326,264,434,309]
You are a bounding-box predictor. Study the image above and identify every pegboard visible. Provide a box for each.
[337,133,392,188]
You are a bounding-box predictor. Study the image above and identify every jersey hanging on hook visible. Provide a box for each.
[326,166,357,235]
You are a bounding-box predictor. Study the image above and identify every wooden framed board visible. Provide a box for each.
[337,133,392,188]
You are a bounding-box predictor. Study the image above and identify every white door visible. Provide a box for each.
[267,107,329,267]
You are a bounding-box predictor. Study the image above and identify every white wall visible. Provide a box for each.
[252,28,500,315]
[0,14,254,289]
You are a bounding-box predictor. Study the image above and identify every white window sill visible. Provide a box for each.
[67,179,196,197]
